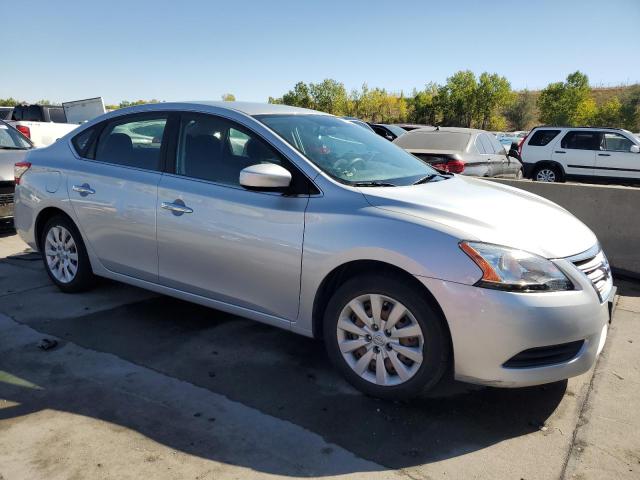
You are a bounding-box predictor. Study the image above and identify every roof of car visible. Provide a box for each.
[115,101,330,117]
[409,126,485,134]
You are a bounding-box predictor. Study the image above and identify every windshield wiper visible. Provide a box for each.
[412,173,452,185]
[351,180,397,187]
[0,146,28,150]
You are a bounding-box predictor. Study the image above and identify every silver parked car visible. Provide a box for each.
[1,119,33,221]
[394,126,523,178]
[15,102,612,399]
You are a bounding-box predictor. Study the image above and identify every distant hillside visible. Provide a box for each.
[522,84,639,106]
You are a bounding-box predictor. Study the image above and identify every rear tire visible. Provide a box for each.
[533,164,563,182]
[41,215,95,293]
[323,273,450,399]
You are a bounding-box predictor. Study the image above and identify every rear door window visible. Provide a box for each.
[478,134,493,154]
[561,131,602,150]
[528,129,560,146]
[94,114,168,170]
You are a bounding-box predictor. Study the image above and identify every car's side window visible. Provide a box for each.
[479,134,493,155]
[175,113,284,186]
[560,131,601,150]
[94,115,168,171]
[488,134,506,155]
[474,135,486,154]
[603,133,634,152]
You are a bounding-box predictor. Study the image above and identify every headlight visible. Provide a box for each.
[460,241,573,292]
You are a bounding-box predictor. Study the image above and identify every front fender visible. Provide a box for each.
[296,194,482,335]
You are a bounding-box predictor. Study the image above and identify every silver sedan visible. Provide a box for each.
[14,102,612,399]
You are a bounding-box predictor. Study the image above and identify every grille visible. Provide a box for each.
[572,250,613,303]
[0,193,13,207]
[503,340,584,368]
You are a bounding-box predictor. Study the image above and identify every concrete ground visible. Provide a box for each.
[0,227,638,479]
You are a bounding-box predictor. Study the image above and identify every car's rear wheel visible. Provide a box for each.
[41,215,95,292]
[533,164,562,182]
[323,273,449,399]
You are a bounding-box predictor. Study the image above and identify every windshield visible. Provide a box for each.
[0,121,32,149]
[256,114,438,186]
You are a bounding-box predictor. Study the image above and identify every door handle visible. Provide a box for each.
[598,153,611,157]
[554,151,566,154]
[161,201,193,215]
[72,184,95,196]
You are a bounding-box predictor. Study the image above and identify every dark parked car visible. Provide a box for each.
[369,123,407,141]
[394,123,432,132]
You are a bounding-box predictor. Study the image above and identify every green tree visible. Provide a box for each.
[0,98,21,107]
[221,93,236,101]
[281,81,312,108]
[504,90,536,130]
[620,85,640,131]
[118,99,160,108]
[537,71,595,126]
[439,70,477,127]
[407,83,439,125]
[593,97,623,127]
[309,79,348,115]
[474,72,512,129]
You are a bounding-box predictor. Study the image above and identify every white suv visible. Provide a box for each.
[520,126,640,183]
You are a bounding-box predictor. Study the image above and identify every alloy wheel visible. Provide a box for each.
[536,168,556,182]
[336,293,424,386]
[44,226,79,284]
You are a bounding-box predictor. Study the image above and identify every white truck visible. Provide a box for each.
[7,97,106,147]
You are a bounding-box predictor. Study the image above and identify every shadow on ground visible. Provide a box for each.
[0,277,568,476]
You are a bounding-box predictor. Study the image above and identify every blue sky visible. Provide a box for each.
[4,0,639,104]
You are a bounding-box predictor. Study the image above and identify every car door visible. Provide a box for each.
[596,132,640,180]
[476,133,498,176]
[156,112,309,322]
[66,112,168,282]
[553,131,599,177]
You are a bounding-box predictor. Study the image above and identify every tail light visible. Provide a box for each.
[432,159,465,174]
[446,159,465,174]
[517,133,529,157]
[16,125,31,139]
[14,162,32,185]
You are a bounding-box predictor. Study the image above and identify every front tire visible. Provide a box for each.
[323,273,450,399]
[41,215,95,293]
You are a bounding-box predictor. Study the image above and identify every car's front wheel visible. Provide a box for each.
[41,215,95,293]
[323,273,450,399]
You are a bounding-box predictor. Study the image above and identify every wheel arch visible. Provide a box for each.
[532,160,566,180]
[34,207,76,251]
[311,259,451,345]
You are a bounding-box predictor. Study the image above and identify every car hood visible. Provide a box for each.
[0,149,29,181]
[360,175,597,259]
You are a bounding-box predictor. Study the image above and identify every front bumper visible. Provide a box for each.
[418,259,611,387]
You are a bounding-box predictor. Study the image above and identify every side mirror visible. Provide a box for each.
[631,145,640,153]
[240,163,292,190]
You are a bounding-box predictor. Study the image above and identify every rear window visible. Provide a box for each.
[72,127,97,157]
[395,131,471,151]
[47,107,67,123]
[528,129,560,146]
